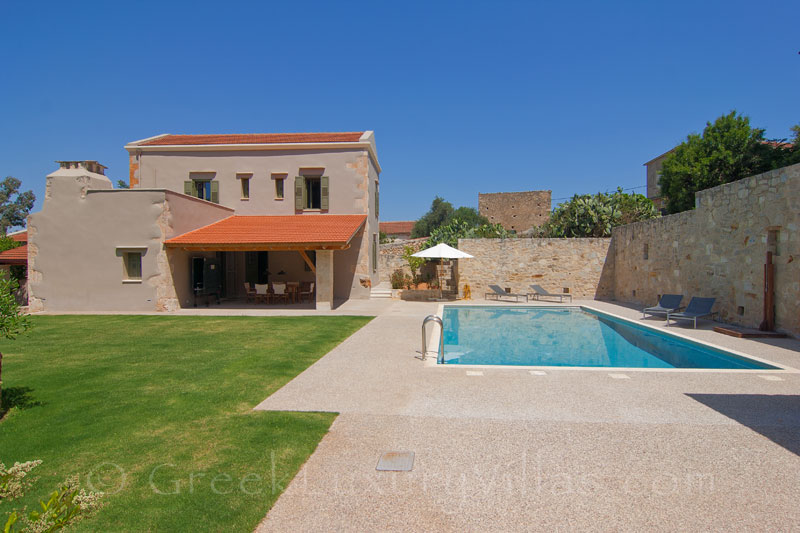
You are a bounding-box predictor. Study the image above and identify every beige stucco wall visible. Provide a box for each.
[28,168,232,312]
[456,238,614,299]
[612,162,800,335]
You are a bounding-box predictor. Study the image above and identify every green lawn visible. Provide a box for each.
[0,315,371,532]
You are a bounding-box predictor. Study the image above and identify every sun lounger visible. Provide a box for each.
[642,294,684,319]
[666,297,716,328]
[485,284,528,302]
[528,284,572,303]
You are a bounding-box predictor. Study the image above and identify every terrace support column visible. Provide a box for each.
[316,250,334,311]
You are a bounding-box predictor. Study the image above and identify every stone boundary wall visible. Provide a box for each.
[457,238,613,300]
[612,162,800,335]
[378,238,428,284]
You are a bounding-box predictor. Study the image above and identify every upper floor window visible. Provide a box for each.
[272,173,287,200]
[294,175,329,211]
[237,172,252,200]
[184,176,219,204]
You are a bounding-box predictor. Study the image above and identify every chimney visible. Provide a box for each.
[55,160,107,175]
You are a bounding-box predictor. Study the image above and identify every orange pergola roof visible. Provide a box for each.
[165,215,367,250]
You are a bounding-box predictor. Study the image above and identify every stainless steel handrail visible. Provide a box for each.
[421,314,444,363]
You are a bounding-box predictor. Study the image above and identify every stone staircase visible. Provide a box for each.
[370,281,393,299]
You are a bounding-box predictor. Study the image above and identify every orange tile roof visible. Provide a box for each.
[141,132,364,146]
[0,243,27,265]
[8,231,26,242]
[380,221,416,234]
[165,215,367,248]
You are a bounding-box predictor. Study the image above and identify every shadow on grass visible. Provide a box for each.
[0,386,44,420]
[687,393,800,456]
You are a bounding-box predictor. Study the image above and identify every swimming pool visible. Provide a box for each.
[440,306,779,369]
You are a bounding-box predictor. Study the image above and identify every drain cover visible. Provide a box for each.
[376,451,415,471]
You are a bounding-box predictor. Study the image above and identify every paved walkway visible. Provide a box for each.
[254,300,800,531]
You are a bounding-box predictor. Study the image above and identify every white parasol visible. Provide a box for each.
[411,243,474,259]
[412,243,473,297]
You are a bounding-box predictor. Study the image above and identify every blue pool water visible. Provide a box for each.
[441,306,778,369]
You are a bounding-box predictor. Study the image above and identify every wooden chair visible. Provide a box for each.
[271,282,289,304]
[299,282,315,303]
[254,283,269,304]
[244,282,257,303]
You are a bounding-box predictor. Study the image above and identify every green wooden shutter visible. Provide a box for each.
[295,176,305,210]
[320,176,329,211]
[375,184,379,218]
[184,181,194,196]
[210,181,219,204]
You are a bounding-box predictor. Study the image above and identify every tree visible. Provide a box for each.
[0,277,31,412]
[411,198,490,238]
[411,197,454,238]
[450,206,490,228]
[116,180,129,189]
[535,189,658,238]
[658,112,795,214]
[0,177,35,233]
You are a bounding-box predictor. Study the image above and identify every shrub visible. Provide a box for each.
[3,475,104,533]
[390,269,411,290]
[0,461,42,501]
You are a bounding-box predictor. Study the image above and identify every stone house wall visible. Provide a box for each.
[478,191,551,232]
[612,162,800,335]
[457,238,614,300]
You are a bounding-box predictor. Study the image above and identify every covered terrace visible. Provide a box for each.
[164,214,367,310]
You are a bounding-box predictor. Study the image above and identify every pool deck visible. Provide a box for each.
[254,299,800,531]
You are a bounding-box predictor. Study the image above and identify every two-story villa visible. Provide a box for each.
[27,132,381,312]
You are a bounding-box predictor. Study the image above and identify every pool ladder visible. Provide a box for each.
[421,315,445,363]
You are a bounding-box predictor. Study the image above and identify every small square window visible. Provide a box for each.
[124,252,142,280]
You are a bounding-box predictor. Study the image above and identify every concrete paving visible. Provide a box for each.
[253,299,800,532]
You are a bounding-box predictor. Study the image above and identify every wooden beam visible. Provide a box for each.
[298,250,316,273]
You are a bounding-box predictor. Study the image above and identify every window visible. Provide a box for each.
[643,243,649,260]
[372,234,377,273]
[184,179,219,203]
[275,178,284,199]
[124,252,142,280]
[305,178,321,209]
[375,181,379,217]
[294,176,329,211]
[241,177,250,199]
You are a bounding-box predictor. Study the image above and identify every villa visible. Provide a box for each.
[26,132,381,312]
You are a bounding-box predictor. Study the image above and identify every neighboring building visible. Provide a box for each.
[478,190,551,232]
[0,229,29,304]
[28,132,381,312]
[643,148,674,211]
[379,221,415,241]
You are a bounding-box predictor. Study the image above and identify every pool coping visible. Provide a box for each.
[424,303,799,373]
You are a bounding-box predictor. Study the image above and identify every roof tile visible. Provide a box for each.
[141,132,364,146]
[165,215,367,246]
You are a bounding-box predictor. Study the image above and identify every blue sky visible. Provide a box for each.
[1,0,798,222]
